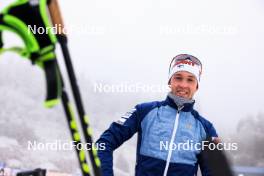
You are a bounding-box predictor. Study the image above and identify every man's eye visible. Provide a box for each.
[187,79,194,82]
[174,77,182,80]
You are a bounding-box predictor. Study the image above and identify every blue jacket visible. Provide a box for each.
[96,96,218,176]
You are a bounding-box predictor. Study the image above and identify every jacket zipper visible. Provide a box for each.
[163,105,184,176]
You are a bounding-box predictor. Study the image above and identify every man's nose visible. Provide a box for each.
[178,80,188,88]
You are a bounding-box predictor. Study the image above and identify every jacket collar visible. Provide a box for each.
[165,95,195,112]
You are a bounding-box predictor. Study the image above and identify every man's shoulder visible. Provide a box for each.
[135,99,166,116]
[137,100,163,108]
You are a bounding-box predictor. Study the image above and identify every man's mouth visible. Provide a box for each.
[176,90,189,97]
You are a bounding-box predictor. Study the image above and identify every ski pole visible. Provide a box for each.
[52,59,92,176]
[48,59,93,176]
[47,1,101,176]
[61,90,92,176]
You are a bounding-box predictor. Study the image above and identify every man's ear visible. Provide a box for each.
[168,79,171,87]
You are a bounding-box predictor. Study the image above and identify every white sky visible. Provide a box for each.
[1,0,264,134]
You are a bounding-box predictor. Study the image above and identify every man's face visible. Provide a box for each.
[169,71,198,99]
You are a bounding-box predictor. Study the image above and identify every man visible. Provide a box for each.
[96,54,218,176]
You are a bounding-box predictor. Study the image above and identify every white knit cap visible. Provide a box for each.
[168,54,202,84]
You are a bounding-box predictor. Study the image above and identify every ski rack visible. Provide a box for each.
[0,166,74,176]
[16,169,46,176]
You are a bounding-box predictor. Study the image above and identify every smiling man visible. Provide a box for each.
[96,54,218,176]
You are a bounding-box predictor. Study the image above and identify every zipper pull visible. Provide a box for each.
[177,105,184,113]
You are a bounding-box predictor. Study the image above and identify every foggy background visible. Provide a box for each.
[0,0,264,175]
